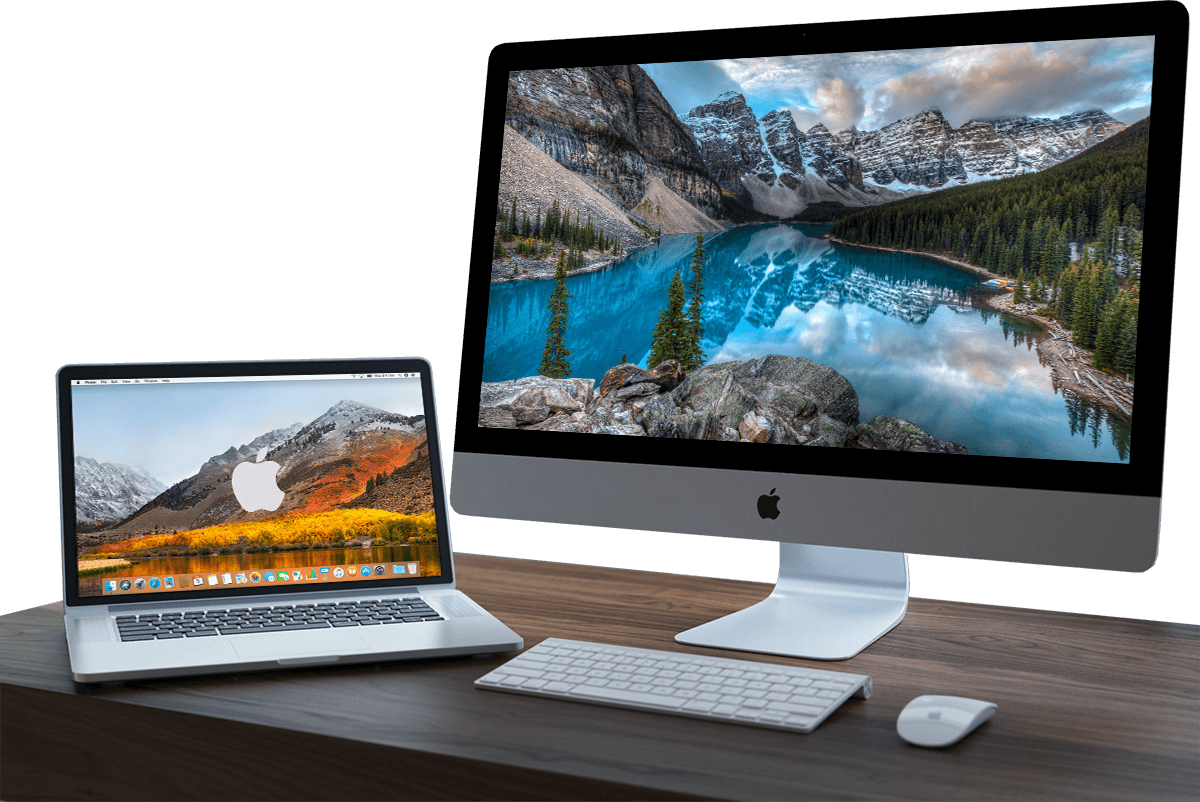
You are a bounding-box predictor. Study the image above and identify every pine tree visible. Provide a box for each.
[681,233,707,372]
[648,269,688,369]
[1113,317,1138,376]
[1121,203,1142,251]
[1072,263,1099,348]
[1098,201,1120,260]
[1013,268,1027,304]
[1128,231,1143,287]
[1057,264,1078,321]
[1093,294,1130,370]
[1013,221,1028,275]
[1031,274,1046,304]
[493,235,506,259]
[538,251,572,378]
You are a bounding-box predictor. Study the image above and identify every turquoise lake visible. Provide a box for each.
[483,223,1131,462]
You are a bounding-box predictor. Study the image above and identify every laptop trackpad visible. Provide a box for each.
[231,630,370,660]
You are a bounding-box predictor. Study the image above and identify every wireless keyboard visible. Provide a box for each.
[475,637,871,733]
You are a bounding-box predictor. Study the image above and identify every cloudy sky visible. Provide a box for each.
[642,36,1153,134]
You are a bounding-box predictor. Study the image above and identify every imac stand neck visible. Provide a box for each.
[675,543,909,661]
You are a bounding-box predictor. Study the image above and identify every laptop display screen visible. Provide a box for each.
[67,369,444,599]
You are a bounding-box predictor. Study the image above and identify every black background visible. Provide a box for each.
[32,1,1185,624]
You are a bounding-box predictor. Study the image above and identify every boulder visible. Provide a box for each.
[738,411,771,443]
[597,360,684,399]
[479,376,595,428]
[673,355,857,443]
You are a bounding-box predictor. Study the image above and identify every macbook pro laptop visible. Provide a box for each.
[58,357,522,682]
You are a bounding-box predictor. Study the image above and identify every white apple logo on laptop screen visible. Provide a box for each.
[231,447,285,512]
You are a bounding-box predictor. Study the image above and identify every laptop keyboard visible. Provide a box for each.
[115,597,443,642]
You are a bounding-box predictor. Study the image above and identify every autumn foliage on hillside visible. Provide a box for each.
[83,509,437,560]
[296,441,419,514]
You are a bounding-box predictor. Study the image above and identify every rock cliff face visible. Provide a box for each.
[506,67,724,220]
[499,123,651,252]
[478,355,967,453]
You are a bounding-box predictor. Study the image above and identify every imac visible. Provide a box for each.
[453,2,1184,659]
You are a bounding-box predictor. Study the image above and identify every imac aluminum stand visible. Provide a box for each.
[675,543,909,661]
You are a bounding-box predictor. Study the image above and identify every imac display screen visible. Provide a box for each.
[477,38,1154,465]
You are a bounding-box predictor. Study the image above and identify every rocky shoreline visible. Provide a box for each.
[490,249,629,284]
[480,354,969,453]
[825,235,1134,420]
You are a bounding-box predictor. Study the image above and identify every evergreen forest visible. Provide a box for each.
[495,197,623,269]
[830,118,1148,376]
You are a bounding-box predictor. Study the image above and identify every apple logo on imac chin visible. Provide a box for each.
[757,488,781,520]
[231,447,285,512]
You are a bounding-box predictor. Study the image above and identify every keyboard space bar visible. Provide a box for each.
[569,685,688,709]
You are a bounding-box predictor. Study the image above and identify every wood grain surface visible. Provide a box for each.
[2,553,1197,801]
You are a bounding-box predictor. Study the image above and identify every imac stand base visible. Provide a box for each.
[675,543,909,661]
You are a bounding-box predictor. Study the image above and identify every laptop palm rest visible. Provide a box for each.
[231,629,370,660]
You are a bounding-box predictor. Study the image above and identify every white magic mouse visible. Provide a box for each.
[897,695,997,748]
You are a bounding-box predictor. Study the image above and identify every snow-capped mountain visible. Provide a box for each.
[74,457,166,522]
[685,93,897,217]
[684,96,1128,217]
[301,399,422,433]
[95,400,429,539]
[836,108,1127,188]
[199,422,304,474]
[685,92,776,189]
[288,400,424,454]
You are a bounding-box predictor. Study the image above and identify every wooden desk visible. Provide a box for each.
[2,554,1196,801]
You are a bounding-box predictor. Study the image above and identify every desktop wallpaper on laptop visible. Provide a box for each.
[479,37,1150,463]
[71,375,442,598]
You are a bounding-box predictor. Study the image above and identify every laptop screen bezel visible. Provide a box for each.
[59,357,455,608]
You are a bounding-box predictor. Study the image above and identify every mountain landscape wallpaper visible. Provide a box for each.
[481,37,1148,462]
[73,378,440,596]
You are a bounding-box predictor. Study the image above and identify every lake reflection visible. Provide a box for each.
[483,223,1130,462]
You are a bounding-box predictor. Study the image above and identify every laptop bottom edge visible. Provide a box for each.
[68,616,523,683]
